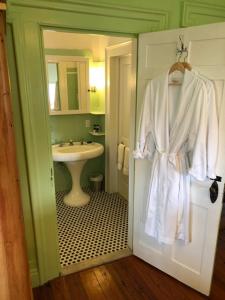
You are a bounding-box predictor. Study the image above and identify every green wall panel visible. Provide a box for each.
[50,114,104,143]
[7,0,225,288]
[6,24,39,287]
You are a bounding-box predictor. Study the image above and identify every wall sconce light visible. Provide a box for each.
[89,61,105,93]
[88,86,96,93]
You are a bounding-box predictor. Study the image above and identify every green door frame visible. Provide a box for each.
[7,0,168,285]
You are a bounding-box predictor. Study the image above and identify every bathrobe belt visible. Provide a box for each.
[155,149,189,173]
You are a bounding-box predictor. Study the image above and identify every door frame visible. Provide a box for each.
[105,41,137,249]
[42,28,137,276]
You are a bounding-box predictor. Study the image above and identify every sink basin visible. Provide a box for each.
[52,143,104,162]
[52,142,104,207]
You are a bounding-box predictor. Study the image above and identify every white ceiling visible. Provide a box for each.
[43,31,131,61]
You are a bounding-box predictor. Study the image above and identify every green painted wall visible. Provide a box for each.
[6,25,39,286]
[7,0,225,288]
[87,0,225,29]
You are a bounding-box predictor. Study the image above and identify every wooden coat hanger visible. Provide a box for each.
[169,61,192,74]
[169,61,185,74]
[169,53,192,75]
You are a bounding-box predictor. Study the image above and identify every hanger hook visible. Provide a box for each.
[178,51,182,62]
[177,34,189,62]
[179,34,185,51]
[183,49,188,62]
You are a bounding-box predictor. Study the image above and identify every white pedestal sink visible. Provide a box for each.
[52,143,104,207]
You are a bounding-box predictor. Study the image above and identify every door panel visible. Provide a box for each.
[134,22,225,295]
[190,38,225,66]
[146,42,177,69]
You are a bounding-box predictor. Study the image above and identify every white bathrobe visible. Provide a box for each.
[134,70,218,244]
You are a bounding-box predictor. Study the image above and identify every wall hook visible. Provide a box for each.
[176,34,188,61]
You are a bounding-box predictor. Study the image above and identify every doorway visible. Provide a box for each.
[42,29,136,274]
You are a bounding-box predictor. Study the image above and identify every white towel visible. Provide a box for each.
[123,147,129,176]
[117,143,125,170]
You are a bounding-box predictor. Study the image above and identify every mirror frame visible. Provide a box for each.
[45,55,90,115]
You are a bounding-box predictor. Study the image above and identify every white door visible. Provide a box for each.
[118,56,131,199]
[133,22,225,296]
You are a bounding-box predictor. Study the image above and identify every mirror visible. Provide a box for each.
[46,55,89,115]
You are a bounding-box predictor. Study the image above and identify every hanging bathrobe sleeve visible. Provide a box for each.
[188,83,208,181]
[133,81,155,159]
[206,81,218,179]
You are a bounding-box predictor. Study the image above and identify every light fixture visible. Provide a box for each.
[89,61,105,92]
[88,86,96,93]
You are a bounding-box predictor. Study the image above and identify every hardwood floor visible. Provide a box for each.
[33,207,225,300]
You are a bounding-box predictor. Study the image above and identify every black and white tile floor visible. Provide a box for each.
[56,190,128,268]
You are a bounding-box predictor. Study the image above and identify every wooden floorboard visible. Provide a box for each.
[33,207,225,300]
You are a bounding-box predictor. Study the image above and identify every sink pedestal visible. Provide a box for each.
[52,142,104,207]
[64,160,90,207]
